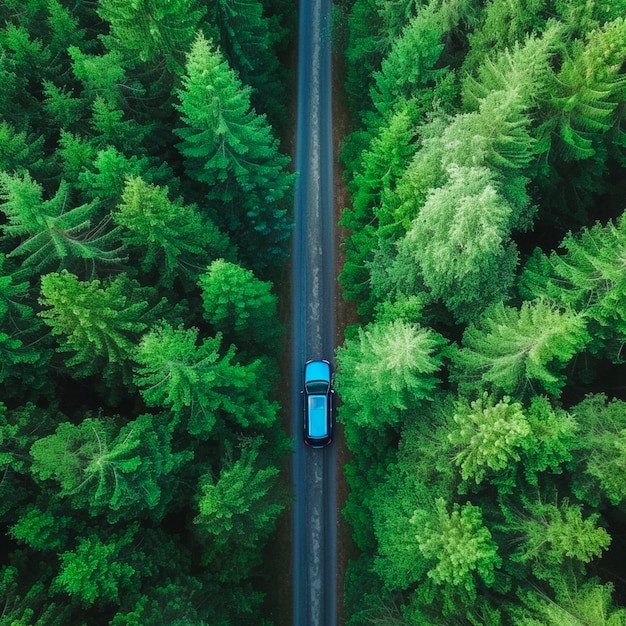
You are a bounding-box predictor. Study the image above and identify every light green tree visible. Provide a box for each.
[519,213,626,361]
[38,271,150,382]
[52,529,137,607]
[512,579,626,626]
[448,393,532,486]
[194,439,284,565]
[198,258,282,352]
[570,394,626,506]
[508,494,610,583]
[399,164,520,321]
[335,319,446,428]
[452,299,590,396]
[134,322,278,434]
[413,498,502,613]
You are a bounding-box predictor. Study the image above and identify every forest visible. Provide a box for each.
[334,0,626,624]
[0,1,296,624]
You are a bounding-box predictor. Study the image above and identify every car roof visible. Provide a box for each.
[308,395,328,437]
[304,360,331,384]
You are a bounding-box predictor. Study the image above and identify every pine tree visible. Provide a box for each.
[38,271,150,382]
[115,177,229,285]
[519,214,626,361]
[508,493,610,583]
[0,173,125,280]
[206,0,287,125]
[412,498,502,613]
[335,319,446,428]
[453,299,590,396]
[134,322,279,435]
[570,394,626,507]
[198,259,282,353]
[174,33,293,271]
[399,164,520,321]
[97,0,205,73]
[29,412,191,521]
[448,393,532,486]
[194,438,284,576]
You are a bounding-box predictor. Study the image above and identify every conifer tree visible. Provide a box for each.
[194,438,284,578]
[412,498,502,613]
[38,271,150,383]
[206,0,287,125]
[97,0,205,73]
[115,177,229,285]
[519,214,626,361]
[335,319,446,428]
[134,322,278,435]
[399,164,520,321]
[174,33,293,271]
[198,258,282,352]
[0,173,125,279]
[453,299,590,396]
[30,412,191,521]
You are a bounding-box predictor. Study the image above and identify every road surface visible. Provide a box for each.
[290,0,336,624]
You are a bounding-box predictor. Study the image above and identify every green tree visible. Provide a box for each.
[369,5,445,125]
[448,393,532,486]
[570,394,626,506]
[115,177,229,286]
[198,258,282,352]
[536,17,626,162]
[194,438,284,577]
[0,174,125,280]
[452,299,590,396]
[134,322,278,434]
[413,498,502,613]
[97,0,205,73]
[174,33,293,270]
[30,412,191,521]
[340,99,421,313]
[0,566,70,626]
[519,213,626,361]
[38,271,150,383]
[508,494,610,583]
[206,0,287,125]
[399,164,520,321]
[335,320,446,428]
[512,579,626,626]
[52,528,137,607]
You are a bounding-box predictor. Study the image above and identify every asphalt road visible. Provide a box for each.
[290,0,336,624]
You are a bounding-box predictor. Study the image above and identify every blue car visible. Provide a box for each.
[302,359,334,447]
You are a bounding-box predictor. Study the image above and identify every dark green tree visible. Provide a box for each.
[194,438,284,579]
[174,33,293,271]
[0,173,125,280]
[29,412,191,521]
[97,0,205,73]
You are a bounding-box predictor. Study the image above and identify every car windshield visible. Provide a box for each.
[306,380,329,393]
